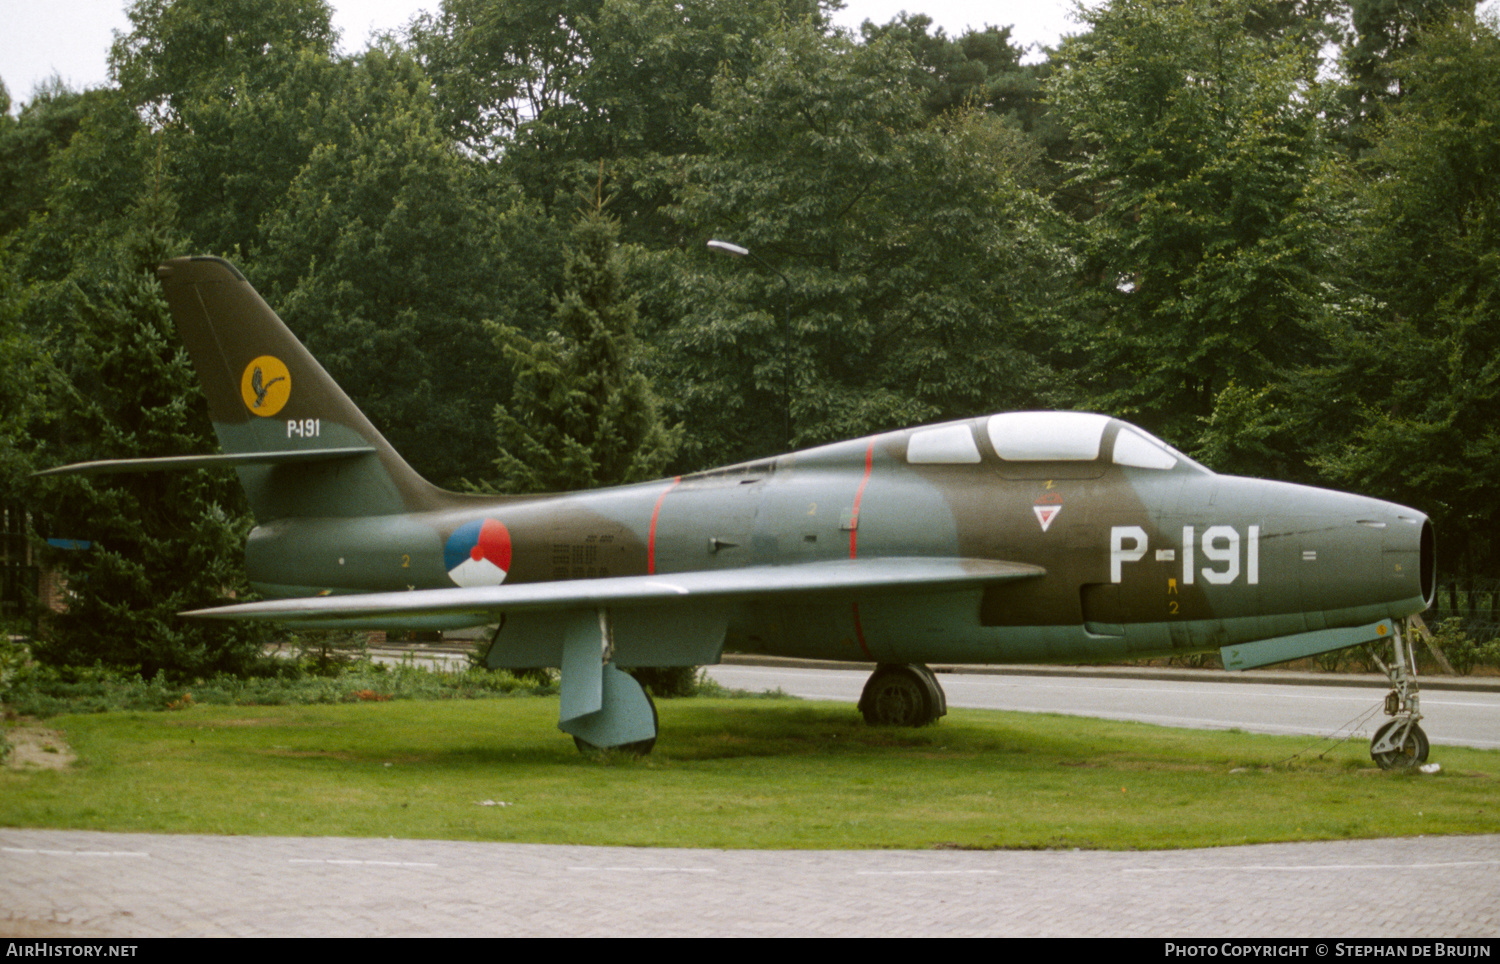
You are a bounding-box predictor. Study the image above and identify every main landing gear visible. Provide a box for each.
[858,663,947,727]
[1366,621,1429,771]
[573,685,658,757]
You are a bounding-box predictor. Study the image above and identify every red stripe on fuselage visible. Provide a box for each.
[848,441,876,657]
[849,440,874,559]
[851,600,873,660]
[647,477,682,575]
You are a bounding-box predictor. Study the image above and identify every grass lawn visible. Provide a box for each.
[3,697,1496,850]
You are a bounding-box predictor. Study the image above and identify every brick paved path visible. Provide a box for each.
[3,830,1496,937]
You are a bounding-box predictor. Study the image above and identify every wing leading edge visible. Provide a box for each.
[34,447,378,477]
[182,557,1045,629]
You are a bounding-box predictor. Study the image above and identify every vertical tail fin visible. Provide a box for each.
[157,256,444,521]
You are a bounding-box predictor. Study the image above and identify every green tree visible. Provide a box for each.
[1320,12,1500,576]
[0,238,53,519]
[109,0,341,258]
[411,0,604,155]
[1050,0,1339,449]
[26,196,265,678]
[110,0,338,119]
[489,198,681,492]
[659,22,1068,465]
[0,79,93,241]
[857,16,1067,194]
[253,48,545,487]
[858,15,1039,122]
[415,0,829,249]
[1340,0,1475,149]
[107,2,553,486]
[526,0,829,237]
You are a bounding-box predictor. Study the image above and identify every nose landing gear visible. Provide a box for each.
[1365,622,1429,771]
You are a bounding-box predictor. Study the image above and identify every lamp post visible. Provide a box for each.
[707,239,793,451]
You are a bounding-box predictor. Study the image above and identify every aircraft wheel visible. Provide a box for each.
[859,665,938,727]
[1371,720,1429,771]
[574,689,659,757]
[574,734,657,757]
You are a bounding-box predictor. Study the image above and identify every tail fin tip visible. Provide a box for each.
[157,255,440,519]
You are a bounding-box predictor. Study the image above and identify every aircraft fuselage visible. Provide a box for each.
[243,411,1433,669]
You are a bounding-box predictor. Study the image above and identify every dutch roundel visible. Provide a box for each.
[444,518,512,587]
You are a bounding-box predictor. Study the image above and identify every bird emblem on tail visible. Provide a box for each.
[250,366,286,408]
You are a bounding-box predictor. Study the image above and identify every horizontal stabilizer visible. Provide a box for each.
[182,557,1046,626]
[35,447,377,477]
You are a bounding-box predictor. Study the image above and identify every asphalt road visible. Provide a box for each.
[705,661,1500,752]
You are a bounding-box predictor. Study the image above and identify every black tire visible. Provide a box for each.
[574,734,657,757]
[859,665,937,727]
[1371,720,1429,771]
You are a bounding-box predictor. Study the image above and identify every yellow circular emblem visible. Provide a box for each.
[240,356,291,417]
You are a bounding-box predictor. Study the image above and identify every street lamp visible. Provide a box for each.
[705,239,750,257]
[707,239,793,450]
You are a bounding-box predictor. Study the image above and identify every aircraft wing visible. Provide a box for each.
[34,447,377,477]
[182,556,1044,624]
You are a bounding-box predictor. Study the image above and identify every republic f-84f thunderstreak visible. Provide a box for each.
[44,257,1437,765]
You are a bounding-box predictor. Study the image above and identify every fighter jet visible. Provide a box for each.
[42,257,1437,766]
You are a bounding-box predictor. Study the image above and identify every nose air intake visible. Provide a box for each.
[1383,511,1434,613]
[1420,518,1436,608]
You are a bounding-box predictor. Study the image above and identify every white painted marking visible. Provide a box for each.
[288,858,438,867]
[1201,525,1240,584]
[856,869,1005,876]
[1125,859,1500,874]
[2,847,148,857]
[1110,526,1148,582]
[568,866,717,873]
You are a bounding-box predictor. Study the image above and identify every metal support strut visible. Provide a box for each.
[1364,620,1430,770]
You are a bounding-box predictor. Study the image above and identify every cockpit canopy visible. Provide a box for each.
[905,412,1207,473]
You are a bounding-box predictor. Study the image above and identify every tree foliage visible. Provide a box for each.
[0,80,92,239]
[1051,0,1338,446]
[109,0,341,259]
[1340,0,1475,147]
[659,21,1067,463]
[24,198,265,679]
[4,0,1500,681]
[1320,12,1500,573]
[411,0,605,153]
[252,48,542,487]
[490,198,681,492]
[110,0,338,119]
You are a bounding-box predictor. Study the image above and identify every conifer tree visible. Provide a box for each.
[29,193,265,678]
[488,191,681,493]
